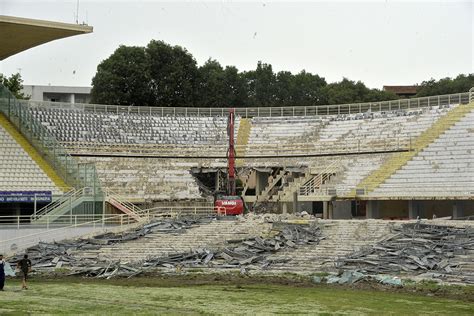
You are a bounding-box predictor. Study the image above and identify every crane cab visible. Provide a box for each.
[214,195,244,215]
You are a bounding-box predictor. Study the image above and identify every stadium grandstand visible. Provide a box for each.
[2,86,473,220]
[0,15,473,277]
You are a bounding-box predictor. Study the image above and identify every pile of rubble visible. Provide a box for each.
[336,223,474,283]
[7,217,322,278]
[7,218,207,270]
[141,223,322,271]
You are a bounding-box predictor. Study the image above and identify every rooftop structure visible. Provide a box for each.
[383,85,419,98]
[22,85,92,103]
[0,15,93,60]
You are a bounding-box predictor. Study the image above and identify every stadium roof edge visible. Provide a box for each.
[0,15,93,60]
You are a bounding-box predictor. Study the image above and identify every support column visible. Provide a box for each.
[255,171,268,196]
[323,201,329,219]
[215,170,220,192]
[292,192,298,213]
[282,202,288,214]
[328,201,334,219]
[366,200,379,219]
[453,201,464,219]
[408,200,424,219]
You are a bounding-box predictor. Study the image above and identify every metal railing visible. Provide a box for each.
[105,189,144,220]
[0,204,230,256]
[23,90,471,118]
[1,214,110,229]
[299,160,342,196]
[0,213,145,256]
[142,205,227,218]
[31,187,92,220]
[355,183,474,198]
[0,84,102,192]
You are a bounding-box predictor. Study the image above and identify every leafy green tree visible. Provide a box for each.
[323,78,397,105]
[274,71,294,106]
[146,40,198,107]
[92,40,473,108]
[195,59,225,107]
[91,46,152,106]
[222,66,248,107]
[416,74,474,97]
[0,72,29,99]
[245,61,277,107]
[291,70,327,106]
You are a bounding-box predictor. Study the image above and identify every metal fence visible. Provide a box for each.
[0,84,102,192]
[23,90,471,117]
[0,213,145,256]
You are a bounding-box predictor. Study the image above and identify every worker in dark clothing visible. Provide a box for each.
[0,254,5,291]
[17,254,31,290]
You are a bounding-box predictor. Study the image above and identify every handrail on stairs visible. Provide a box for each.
[104,189,146,220]
[0,212,148,257]
[31,187,89,221]
[299,160,343,196]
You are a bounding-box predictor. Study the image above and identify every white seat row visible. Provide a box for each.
[370,109,474,197]
[0,125,62,195]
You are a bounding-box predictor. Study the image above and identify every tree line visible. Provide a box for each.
[90,40,400,107]
[2,40,473,107]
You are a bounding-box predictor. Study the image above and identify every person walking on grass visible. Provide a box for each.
[0,254,5,291]
[17,254,31,290]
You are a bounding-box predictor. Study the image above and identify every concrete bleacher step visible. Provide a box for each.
[0,114,66,194]
[267,220,397,272]
[76,219,272,262]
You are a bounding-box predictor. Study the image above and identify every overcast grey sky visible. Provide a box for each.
[1,0,472,88]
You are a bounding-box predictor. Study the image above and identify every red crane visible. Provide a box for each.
[214,108,244,215]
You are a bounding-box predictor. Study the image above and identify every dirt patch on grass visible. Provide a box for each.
[30,272,474,302]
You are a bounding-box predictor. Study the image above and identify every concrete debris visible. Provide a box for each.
[139,224,322,271]
[314,271,402,286]
[336,223,474,284]
[7,219,322,279]
[6,218,208,271]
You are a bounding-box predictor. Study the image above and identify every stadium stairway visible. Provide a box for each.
[0,113,69,192]
[353,103,474,195]
[236,118,251,166]
[256,169,287,202]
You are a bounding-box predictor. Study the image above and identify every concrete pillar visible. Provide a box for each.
[282,202,288,214]
[453,201,464,219]
[323,201,329,219]
[408,200,416,219]
[409,200,424,219]
[292,192,298,213]
[70,93,75,104]
[215,170,220,192]
[366,200,379,219]
[328,201,334,219]
[255,171,268,196]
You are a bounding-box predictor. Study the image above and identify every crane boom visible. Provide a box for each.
[227,108,236,195]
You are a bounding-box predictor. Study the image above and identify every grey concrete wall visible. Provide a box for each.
[332,200,352,219]
[297,201,313,213]
[22,85,91,103]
